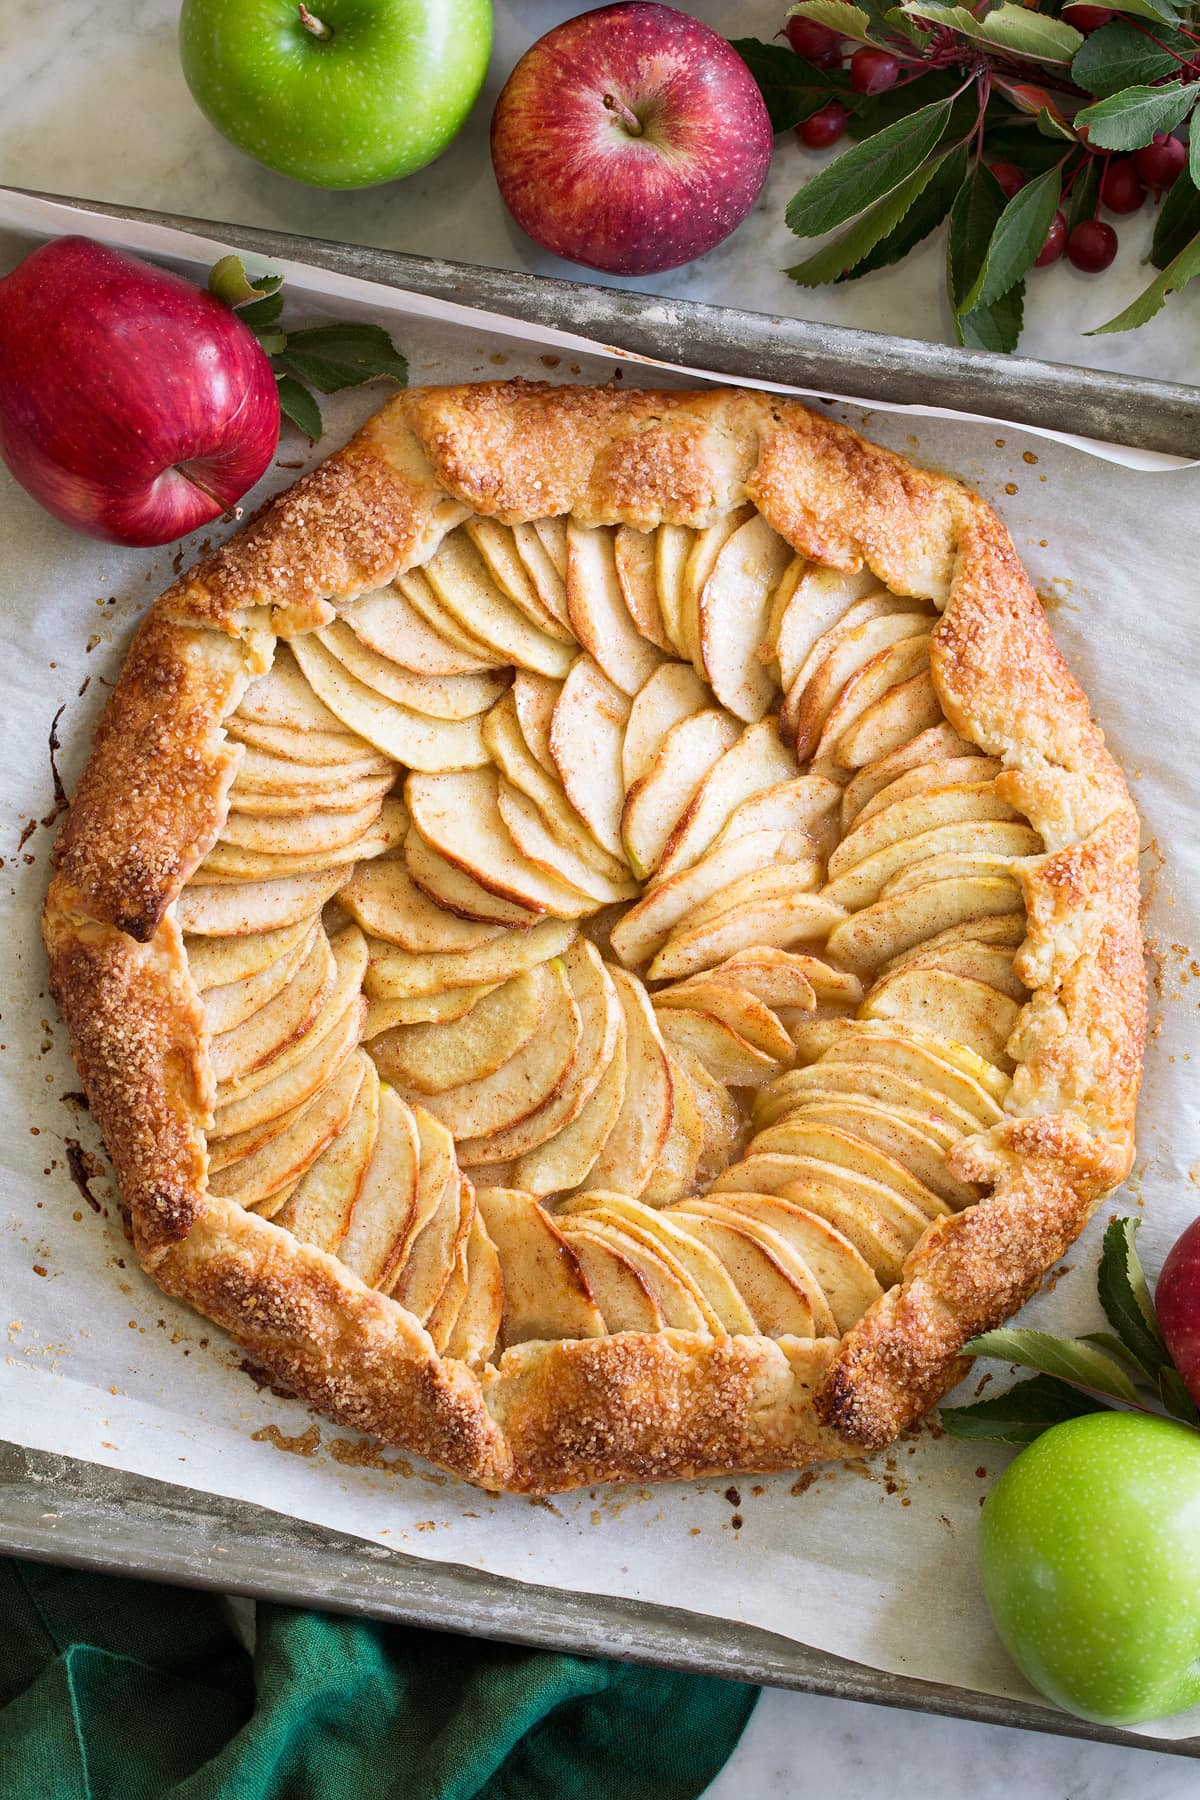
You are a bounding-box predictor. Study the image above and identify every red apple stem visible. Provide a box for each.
[298,4,332,40]
[602,93,643,137]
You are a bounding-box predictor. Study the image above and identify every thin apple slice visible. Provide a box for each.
[655,979,795,1063]
[881,850,1038,899]
[823,822,1040,910]
[764,566,882,691]
[666,1204,822,1337]
[339,582,502,677]
[566,522,662,695]
[220,793,385,857]
[640,1050,705,1206]
[656,719,798,881]
[828,783,1023,879]
[424,530,574,676]
[476,1187,606,1346]
[882,910,1026,966]
[789,611,932,760]
[514,999,627,1196]
[880,938,1026,1002]
[621,662,709,791]
[755,1063,983,1138]
[531,515,569,579]
[315,618,507,719]
[380,1101,459,1290]
[511,670,562,773]
[814,633,932,762]
[404,825,542,927]
[209,1048,365,1207]
[209,928,335,1086]
[581,967,674,1198]
[778,1099,976,1206]
[657,1006,784,1087]
[209,990,366,1141]
[237,647,348,733]
[716,1152,935,1245]
[231,742,393,794]
[483,692,628,883]
[335,1083,422,1290]
[392,1172,470,1324]
[648,892,847,982]
[610,828,817,970]
[202,920,318,1036]
[556,1226,664,1332]
[557,1213,709,1332]
[465,517,574,641]
[457,940,621,1165]
[700,1192,882,1333]
[363,984,499,1039]
[654,523,694,657]
[840,723,982,828]
[274,1053,380,1253]
[614,525,673,653]
[675,947,819,1012]
[200,800,405,882]
[832,669,945,769]
[497,780,637,905]
[213,924,368,1106]
[229,773,394,820]
[225,714,381,767]
[340,856,506,954]
[175,869,343,937]
[678,508,753,673]
[749,1121,949,1219]
[807,1020,1008,1110]
[775,1179,914,1286]
[371,968,543,1095]
[621,708,740,880]
[709,774,842,862]
[412,957,580,1138]
[668,858,823,933]
[405,768,595,916]
[698,512,793,722]
[395,567,512,664]
[186,916,315,990]
[444,1205,504,1367]
[669,1041,743,1184]
[425,1201,473,1354]
[513,521,571,628]
[566,1194,743,1331]
[825,875,1023,976]
[363,914,576,1001]
[548,656,631,858]
[289,634,488,771]
[862,966,1021,1071]
[853,756,1002,829]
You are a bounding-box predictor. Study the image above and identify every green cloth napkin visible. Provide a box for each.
[0,1558,756,1799]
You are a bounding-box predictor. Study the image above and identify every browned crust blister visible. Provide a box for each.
[42,382,1145,1494]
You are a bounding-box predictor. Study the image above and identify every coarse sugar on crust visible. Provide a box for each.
[43,381,1145,1493]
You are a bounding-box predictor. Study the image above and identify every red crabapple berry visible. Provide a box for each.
[1067,218,1118,273]
[849,48,900,95]
[1034,210,1067,268]
[1134,133,1187,191]
[785,16,842,60]
[1099,158,1146,215]
[798,102,850,150]
[989,162,1026,201]
[1061,3,1114,27]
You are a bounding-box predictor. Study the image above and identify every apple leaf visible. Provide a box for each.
[785,95,954,237]
[1154,168,1200,269]
[786,148,953,283]
[730,39,858,132]
[208,253,283,308]
[1065,155,1101,233]
[968,162,1063,311]
[973,2,1083,64]
[1074,81,1194,152]
[962,1328,1141,1403]
[940,1373,1110,1445]
[1159,1364,1200,1426]
[957,280,1025,354]
[275,374,323,442]
[947,158,1007,316]
[1096,1216,1169,1372]
[1089,226,1200,332]
[787,0,876,42]
[274,323,410,395]
[837,140,969,280]
[238,291,284,331]
[1071,19,1188,98]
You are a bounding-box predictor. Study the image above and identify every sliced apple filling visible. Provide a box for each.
[176,503,1041,1369]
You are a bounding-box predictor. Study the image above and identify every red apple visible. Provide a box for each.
[1156,1216,1200,1406]
[0,236,280,547]
[491,2,774,276]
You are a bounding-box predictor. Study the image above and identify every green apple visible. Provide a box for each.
[179,0,492,189]
[979,1412,1200,1725]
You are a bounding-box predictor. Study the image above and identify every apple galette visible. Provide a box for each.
[44,383,1144,1493]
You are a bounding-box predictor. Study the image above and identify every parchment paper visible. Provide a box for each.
[2,192,1197,1739]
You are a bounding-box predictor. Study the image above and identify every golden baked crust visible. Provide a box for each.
[44,382,1144,1493]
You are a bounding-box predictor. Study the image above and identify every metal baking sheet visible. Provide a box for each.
[2,191,1196,1761]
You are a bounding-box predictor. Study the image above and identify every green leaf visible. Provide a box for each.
[947,159,1008,314]
[970,162,1063,310]
[1190,127,1200,195]
[974,2,1083,63]
[208,253,283,308]
[1097,1216,1168,1377]
[730,39,858,132]
[1154,167,1200,267]
[941,1373,1110,1445]
[1159,1364,1200,1426]
[1103,0,1187,22]
[963,1327,1141,1403]
[984,121,1075,176]
[838,141,969,280]
[1090,225,1200,330]
[238,291,284,331]
[787,149,952,283]
[958,279,1025,353]
[1036,106,1077,143]
[1065,156,1101,233]
[275,374,323,441]
[1080,1329,1155,1380]
[1071,20,1187,99]
[847,72,967,140]
[274,323,409,395]
[1075,82,1194,152]
[787,0,876,41]
[785,95,955,236]
[901,3,981,36]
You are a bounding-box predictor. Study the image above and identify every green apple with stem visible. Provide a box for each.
[979,1412,1200,1725]
[179,0,492,189]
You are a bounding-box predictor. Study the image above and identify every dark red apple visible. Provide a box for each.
[1156,1217,1200,1406]
[491,2,774,276]
[0,236,280,547]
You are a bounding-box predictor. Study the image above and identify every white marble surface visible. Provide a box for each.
[1,2,1196,1793]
